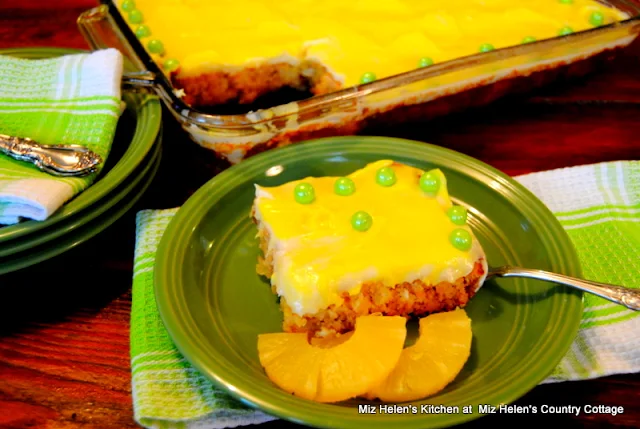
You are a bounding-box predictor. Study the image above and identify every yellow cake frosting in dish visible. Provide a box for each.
[252,160,487,317]
[117,0,628,94]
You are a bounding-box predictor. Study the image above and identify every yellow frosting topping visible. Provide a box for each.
[119,0,627,87]
[253,160,486,316]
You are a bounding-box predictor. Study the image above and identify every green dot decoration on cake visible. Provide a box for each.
[294,183,315,204]
[147,39,165,55]
[128,9,144,24]
[135,24,151,39]
[589,11,605,26]
[375,166,397,187]
[334,177,356,196]
[447,206,468,226]
[450,228,472,251]
[418,57,434,68]
[121,0,136,11]
[479,43,495,53]
[360,72,377,84]
[559,26,574,35]
[419,171,440,196]
[163,59,180,72]
[351,211,373,232]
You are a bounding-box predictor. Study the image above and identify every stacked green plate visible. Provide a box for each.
[0,48,163,275]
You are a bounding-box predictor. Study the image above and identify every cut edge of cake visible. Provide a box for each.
[170,57,343,107]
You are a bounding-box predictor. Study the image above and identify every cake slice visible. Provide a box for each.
[252,160,487,338]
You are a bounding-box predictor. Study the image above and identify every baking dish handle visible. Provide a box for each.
[77,5,149,74]
[77,6,193,115]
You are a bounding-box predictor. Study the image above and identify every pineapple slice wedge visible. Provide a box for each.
[258,315,406,403]
[365,308,472,402]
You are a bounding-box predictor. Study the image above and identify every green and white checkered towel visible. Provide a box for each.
[131,160,639,428]
[0,49,123,225]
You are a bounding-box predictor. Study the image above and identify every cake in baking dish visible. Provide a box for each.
[116,0,628,107]
[251,160,488,338]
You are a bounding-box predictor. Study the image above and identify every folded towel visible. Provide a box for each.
[0,49,123,225]
[517,161,640,382]
[131,161,640,428]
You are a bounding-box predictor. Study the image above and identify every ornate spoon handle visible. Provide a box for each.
[488,266,640,311]
[0,134,103,177]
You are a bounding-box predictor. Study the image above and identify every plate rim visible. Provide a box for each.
[154,136,584,428]
[0,47,162,242]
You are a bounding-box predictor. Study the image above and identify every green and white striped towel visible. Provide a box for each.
[517,161,640,382]
[0,49,123,225]
[131,160,639,428]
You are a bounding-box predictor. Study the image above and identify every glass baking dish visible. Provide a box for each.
[78,0,640,164]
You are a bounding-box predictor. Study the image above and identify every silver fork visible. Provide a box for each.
[0,134,102,177]
[487,266,640,311]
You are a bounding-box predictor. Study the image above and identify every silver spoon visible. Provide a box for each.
[0,134,102,177]
[487,266,640,311]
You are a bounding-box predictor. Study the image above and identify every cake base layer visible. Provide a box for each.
[278,261,485,339]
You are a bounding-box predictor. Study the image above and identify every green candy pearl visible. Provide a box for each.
[418,57,434,68]
[128,9,144,24]
[163,58,180,72]
[559,0,573,4]
[419,171,440,196]
[375,166,396,187]
[147,39,165,55]
[559,26,574,36]
[135,24,151,38]
[360,72,377,84]
[450,228,472,251]
[121,0,136,11]
[351,211,373,232]
[479,43,495,53]
[293,183,315,204]
[521,36,537,44]
[590,11,605,26]
[334,177,355,196]
[447,206,468,225]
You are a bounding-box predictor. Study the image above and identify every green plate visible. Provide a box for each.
[0,141,161,275]
[155,136,583,429]
[0,48,161,243]
[0,126,161,258]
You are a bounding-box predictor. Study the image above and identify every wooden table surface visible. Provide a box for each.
[1,1,639,428]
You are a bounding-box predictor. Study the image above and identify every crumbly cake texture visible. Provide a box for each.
[252,160,488,337]
[117,0,627,107]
